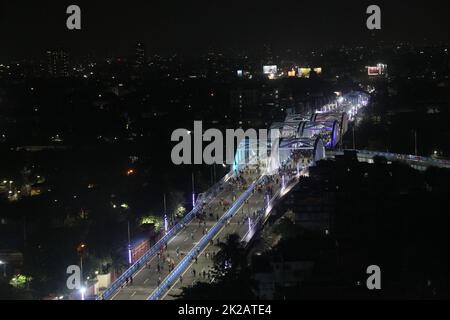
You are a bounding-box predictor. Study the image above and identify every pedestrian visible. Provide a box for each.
[179,275,183,284]
[192,269,196,277]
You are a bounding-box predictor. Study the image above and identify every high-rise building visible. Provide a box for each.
[264,44,274,65]
[47,49,69,77]
[135,42,146,67]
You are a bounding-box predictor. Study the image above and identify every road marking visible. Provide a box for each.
[131,291,136,297]
[144,278,149,284]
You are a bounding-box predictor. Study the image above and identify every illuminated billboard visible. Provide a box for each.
[263,65,278,75]
[367,66,380,76]
[297,67,322,78]
[377,63,387,74]
[299,67,311,78]
[367,63,387,76]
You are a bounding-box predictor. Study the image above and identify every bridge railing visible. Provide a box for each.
[357,150,450,168]
[241,171,301,244]
[328,150,450,169]
[100,171,234,300]
[147,175,265,300]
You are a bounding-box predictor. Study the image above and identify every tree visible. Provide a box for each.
[213,233,247,279]
[9,274,32,289]
[175,233,256,300]
[140,215,163,232]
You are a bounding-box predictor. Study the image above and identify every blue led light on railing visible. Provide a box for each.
[147,177,263,300]
[100,174,233,300]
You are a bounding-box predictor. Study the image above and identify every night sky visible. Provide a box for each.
[1,0,450,59]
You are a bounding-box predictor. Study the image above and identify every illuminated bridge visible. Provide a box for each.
[98,91,449,300]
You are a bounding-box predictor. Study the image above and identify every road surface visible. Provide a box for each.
[111,170,264,300]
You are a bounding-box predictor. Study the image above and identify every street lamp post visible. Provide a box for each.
[127,221,132,265]
[77,243,86,293]
[352,126,356,150]
[414,130,418,156]
[0,260,6,277]
[164,193,171,224]
[80,287,86,301]
[191,172,195,209]
[80,255,83,284]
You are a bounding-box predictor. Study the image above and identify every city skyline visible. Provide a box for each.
[0,1,450,60]
[1,0,450,303]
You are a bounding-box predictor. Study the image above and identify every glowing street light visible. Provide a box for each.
[248,217,253,236]
[77,243,87,291]
[80,287,86,300]
[127,221,132,265]
[128,245,132,265]
[164,214,169,234]
[0,260,6,277]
